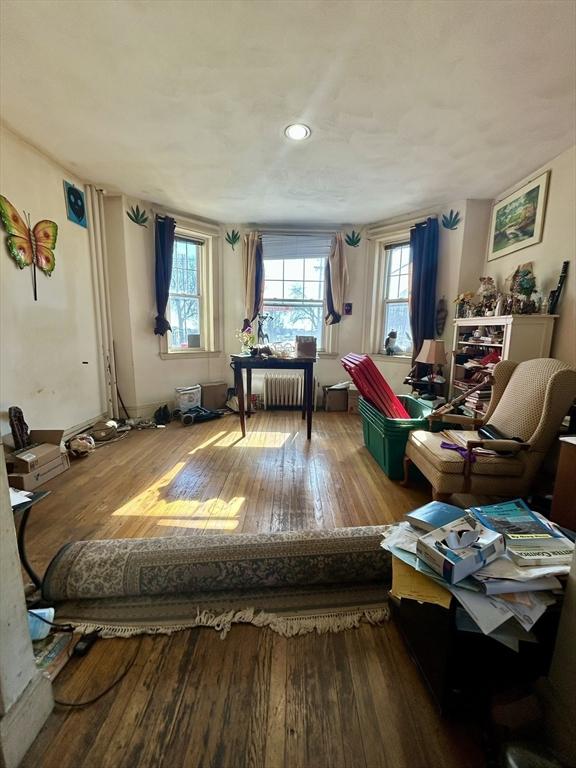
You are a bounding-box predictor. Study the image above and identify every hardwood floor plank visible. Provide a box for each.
[19,411,480,768]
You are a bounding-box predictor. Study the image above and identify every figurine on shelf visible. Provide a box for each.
[454,291,475,318]
[385,330,398,355]
[477,276,498,315]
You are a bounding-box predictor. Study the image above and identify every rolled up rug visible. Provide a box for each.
[42,526,392,638]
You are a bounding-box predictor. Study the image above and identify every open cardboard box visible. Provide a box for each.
[9,429,65,470]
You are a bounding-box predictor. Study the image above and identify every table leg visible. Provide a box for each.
[246,368,252,418]
[302,371,306,420]
[305,364,313,439]
[234,363,246,438]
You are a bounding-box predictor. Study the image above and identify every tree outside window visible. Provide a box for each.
[263,257,324,346]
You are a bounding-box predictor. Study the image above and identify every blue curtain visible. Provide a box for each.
[410,217,439,360]
[154,215,176,336]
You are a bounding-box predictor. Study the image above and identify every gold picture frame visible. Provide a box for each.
[487,170,550,261]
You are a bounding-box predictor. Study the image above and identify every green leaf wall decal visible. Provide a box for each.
[225,229,240,250]
[441,209,461,230]
[126,205,148,227]
[345,230,361,247]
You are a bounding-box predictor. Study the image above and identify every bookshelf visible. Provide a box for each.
[449,315,557,416]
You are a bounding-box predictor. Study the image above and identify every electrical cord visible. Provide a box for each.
[27,609,75,633]
[54,636,143,708]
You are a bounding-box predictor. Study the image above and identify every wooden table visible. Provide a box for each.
[550,436,576,529]
[231,354,317,439]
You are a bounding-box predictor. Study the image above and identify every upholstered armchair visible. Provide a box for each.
[403,358,576,501]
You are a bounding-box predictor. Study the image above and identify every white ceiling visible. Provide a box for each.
[1,0,575,226]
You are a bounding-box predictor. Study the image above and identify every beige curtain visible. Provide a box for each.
[325,233,349,325]
[242,231,264,324]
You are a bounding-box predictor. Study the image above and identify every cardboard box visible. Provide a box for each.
[324,387,348,411]
[201,381,228,411]
[9,453,70,491]
[416,515,505,584]
[295,336,317,358]
[12,443,62,473]
[10,429,65,472]
[348,386,360,414]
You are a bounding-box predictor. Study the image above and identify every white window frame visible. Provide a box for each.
[362,224,413,360]
[380,241,412,357]
[159,217,222,360]
[261,232,339,356]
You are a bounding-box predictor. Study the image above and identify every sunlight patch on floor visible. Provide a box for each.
[156,518,240,531]
[215,430,290,448]
[186,431,228,455]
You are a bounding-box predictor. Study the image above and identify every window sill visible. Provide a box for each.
[372,354,413,364]
[159,350,223,361]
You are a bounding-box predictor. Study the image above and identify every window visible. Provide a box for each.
[167,236,203,352]
[381,242,412,356]
[262,234,332,349]
[159,218,221,359]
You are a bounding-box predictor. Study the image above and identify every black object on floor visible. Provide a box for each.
[73,631,99,657]
[180,406,222,426]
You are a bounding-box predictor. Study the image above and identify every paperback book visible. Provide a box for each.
[404,501,464,532]
[469,498,574,566]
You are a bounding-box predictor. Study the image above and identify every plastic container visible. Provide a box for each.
[358,395,432,480]
[28,607,55,641]
[175,385,201,411]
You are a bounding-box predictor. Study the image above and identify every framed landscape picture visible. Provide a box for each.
[488,170,550,261]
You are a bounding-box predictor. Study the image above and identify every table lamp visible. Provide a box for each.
[415,339,447,400]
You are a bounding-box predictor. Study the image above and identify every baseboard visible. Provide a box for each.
[64,412,108,439]
[0,672,53,768]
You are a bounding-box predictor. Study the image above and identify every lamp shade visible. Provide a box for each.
[415,339,447,365]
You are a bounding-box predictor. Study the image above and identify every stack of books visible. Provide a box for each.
[464,388,491,414]
[382,499,573,648]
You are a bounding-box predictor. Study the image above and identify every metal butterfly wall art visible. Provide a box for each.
[0,195,58,301]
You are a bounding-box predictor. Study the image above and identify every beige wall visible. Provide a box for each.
[484,145,576,366]
[0,125,106,434]
[3,127,572,426]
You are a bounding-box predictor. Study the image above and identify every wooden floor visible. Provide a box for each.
[21,411,483,768]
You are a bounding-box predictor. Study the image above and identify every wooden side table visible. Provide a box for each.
[550,436,576,530]
[230,354,317,439]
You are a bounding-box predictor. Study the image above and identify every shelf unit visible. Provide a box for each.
[449,314,557,416]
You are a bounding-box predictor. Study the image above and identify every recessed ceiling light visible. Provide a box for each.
[284,123,311,141]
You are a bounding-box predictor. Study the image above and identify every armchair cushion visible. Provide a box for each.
[407,430,525,477]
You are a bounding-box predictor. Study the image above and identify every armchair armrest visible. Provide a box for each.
[465,439,530,454]
[428,412,484,428]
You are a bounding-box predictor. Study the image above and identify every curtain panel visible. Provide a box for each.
[154,215,176,336]
[325,233,348,325]
[409,217,439,361]
[242,231,264,325]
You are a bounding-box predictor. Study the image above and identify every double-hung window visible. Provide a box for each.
[160,219,221,358]
[167,235,203,352]
[381,241,412,356]
[262,234,332,349]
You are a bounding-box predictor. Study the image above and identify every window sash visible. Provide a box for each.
[379,242,412,356]
[168,236,204,352]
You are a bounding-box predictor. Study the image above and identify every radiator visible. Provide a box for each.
[263,374,318,410]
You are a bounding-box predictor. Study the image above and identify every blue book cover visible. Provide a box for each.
[468,498,560,540]
[405,501,464,532]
